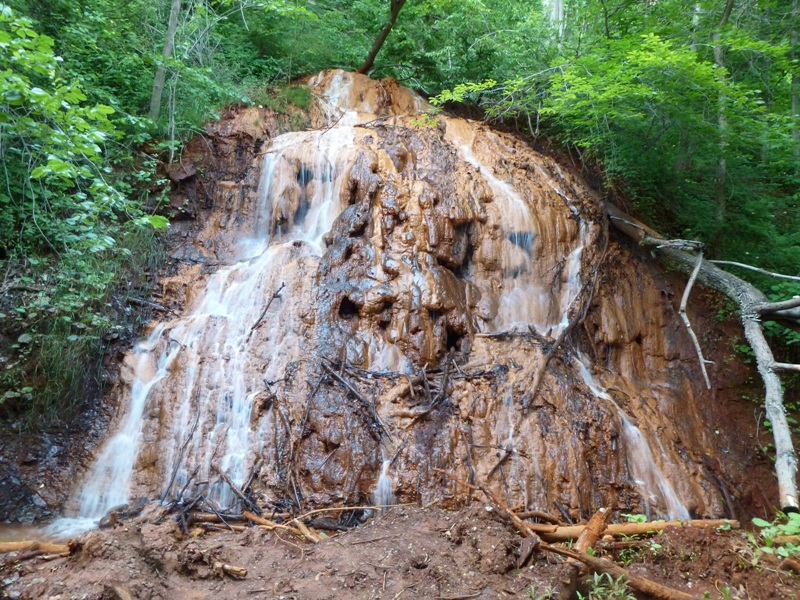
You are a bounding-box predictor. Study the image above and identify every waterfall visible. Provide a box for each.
[40,71,713,536]
[50,121,361,535]
[372,458,395,509]
[574,353,690,519]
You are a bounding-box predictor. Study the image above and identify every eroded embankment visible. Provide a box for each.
[2,70,778,532]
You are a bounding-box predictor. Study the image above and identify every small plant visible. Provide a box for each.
[411,110,440,128]
[751,512,800,559]
[577,572,635,600]
[529,584,558,599]
[621,513,648,523]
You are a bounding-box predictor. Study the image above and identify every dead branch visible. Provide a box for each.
[243,511,304,536]
[540,519,738,543]
[127,296,170,313]
[678,251,712,389]
[294,503,413,521]
[517,510,560,524]
[246,282,285,343]
[292,518,322,542]
[322,361,392,441]
[756,297,800,315]
[541,543,694,600]
[212,465,260,514]
[162,406,200,503]
[709,260,800,282]
[213,561,247,579]
[773,363,800,373]
[433,468,543,542]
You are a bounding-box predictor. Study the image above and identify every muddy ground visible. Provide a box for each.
[2,505,798,599]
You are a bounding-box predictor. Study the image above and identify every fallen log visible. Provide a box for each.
[574,507,612,554]
[540,519,738,542]
[243,510,304,537]
[542,543,694,600]
[0,541,70,555]
[608,202,799,512]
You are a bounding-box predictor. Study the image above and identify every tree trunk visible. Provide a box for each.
[149,0,182,122]
[607,203,799,512]
[792,0,799,168]
[711,0,735,252]
[357,0,408,75]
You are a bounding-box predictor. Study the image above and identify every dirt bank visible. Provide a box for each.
[2,506,798,599]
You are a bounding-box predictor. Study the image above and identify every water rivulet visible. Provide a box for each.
[54,71,734,533]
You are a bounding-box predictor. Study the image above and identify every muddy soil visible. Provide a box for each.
[2,506,798,599]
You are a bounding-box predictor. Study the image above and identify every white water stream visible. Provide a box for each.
[43,71,690,536]
[575,353,690,519]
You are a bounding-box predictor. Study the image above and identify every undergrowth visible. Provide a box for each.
[0,227,166,429]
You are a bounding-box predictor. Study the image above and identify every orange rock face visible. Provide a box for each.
[64,70,760,526]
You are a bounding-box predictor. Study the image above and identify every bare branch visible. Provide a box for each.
[709,260,800,282]
[679,251,712,389]
[756,297,800,315]
[773,363,800,373]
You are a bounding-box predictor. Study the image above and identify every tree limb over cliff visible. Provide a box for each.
[606,203,799,512]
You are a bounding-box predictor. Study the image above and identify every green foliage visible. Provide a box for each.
[577,573,635,600]
[621,513,648,523]
[750,512,800,559]
[1,3,134,255]
[0,3,167,426]
[529,584,558,600]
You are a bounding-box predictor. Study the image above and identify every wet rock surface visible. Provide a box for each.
[0,70,780,532]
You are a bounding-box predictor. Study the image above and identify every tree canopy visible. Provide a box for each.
[0,0,797,436]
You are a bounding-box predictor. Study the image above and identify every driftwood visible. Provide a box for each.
[541,543,694,600]
[0,541,70,555]
[213,561,247,579]
[608,203,800,511]
[540,519,738,543]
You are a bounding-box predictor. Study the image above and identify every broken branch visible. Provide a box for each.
[539,518,738,543]
[541,543,694,600]
[246,282,285,342]
[678,251,712,389]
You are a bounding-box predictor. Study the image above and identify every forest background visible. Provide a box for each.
[0,0,798,435]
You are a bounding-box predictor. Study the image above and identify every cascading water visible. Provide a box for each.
[45,70,725,535]
[575,352,690,519]
[51,111,364,534]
